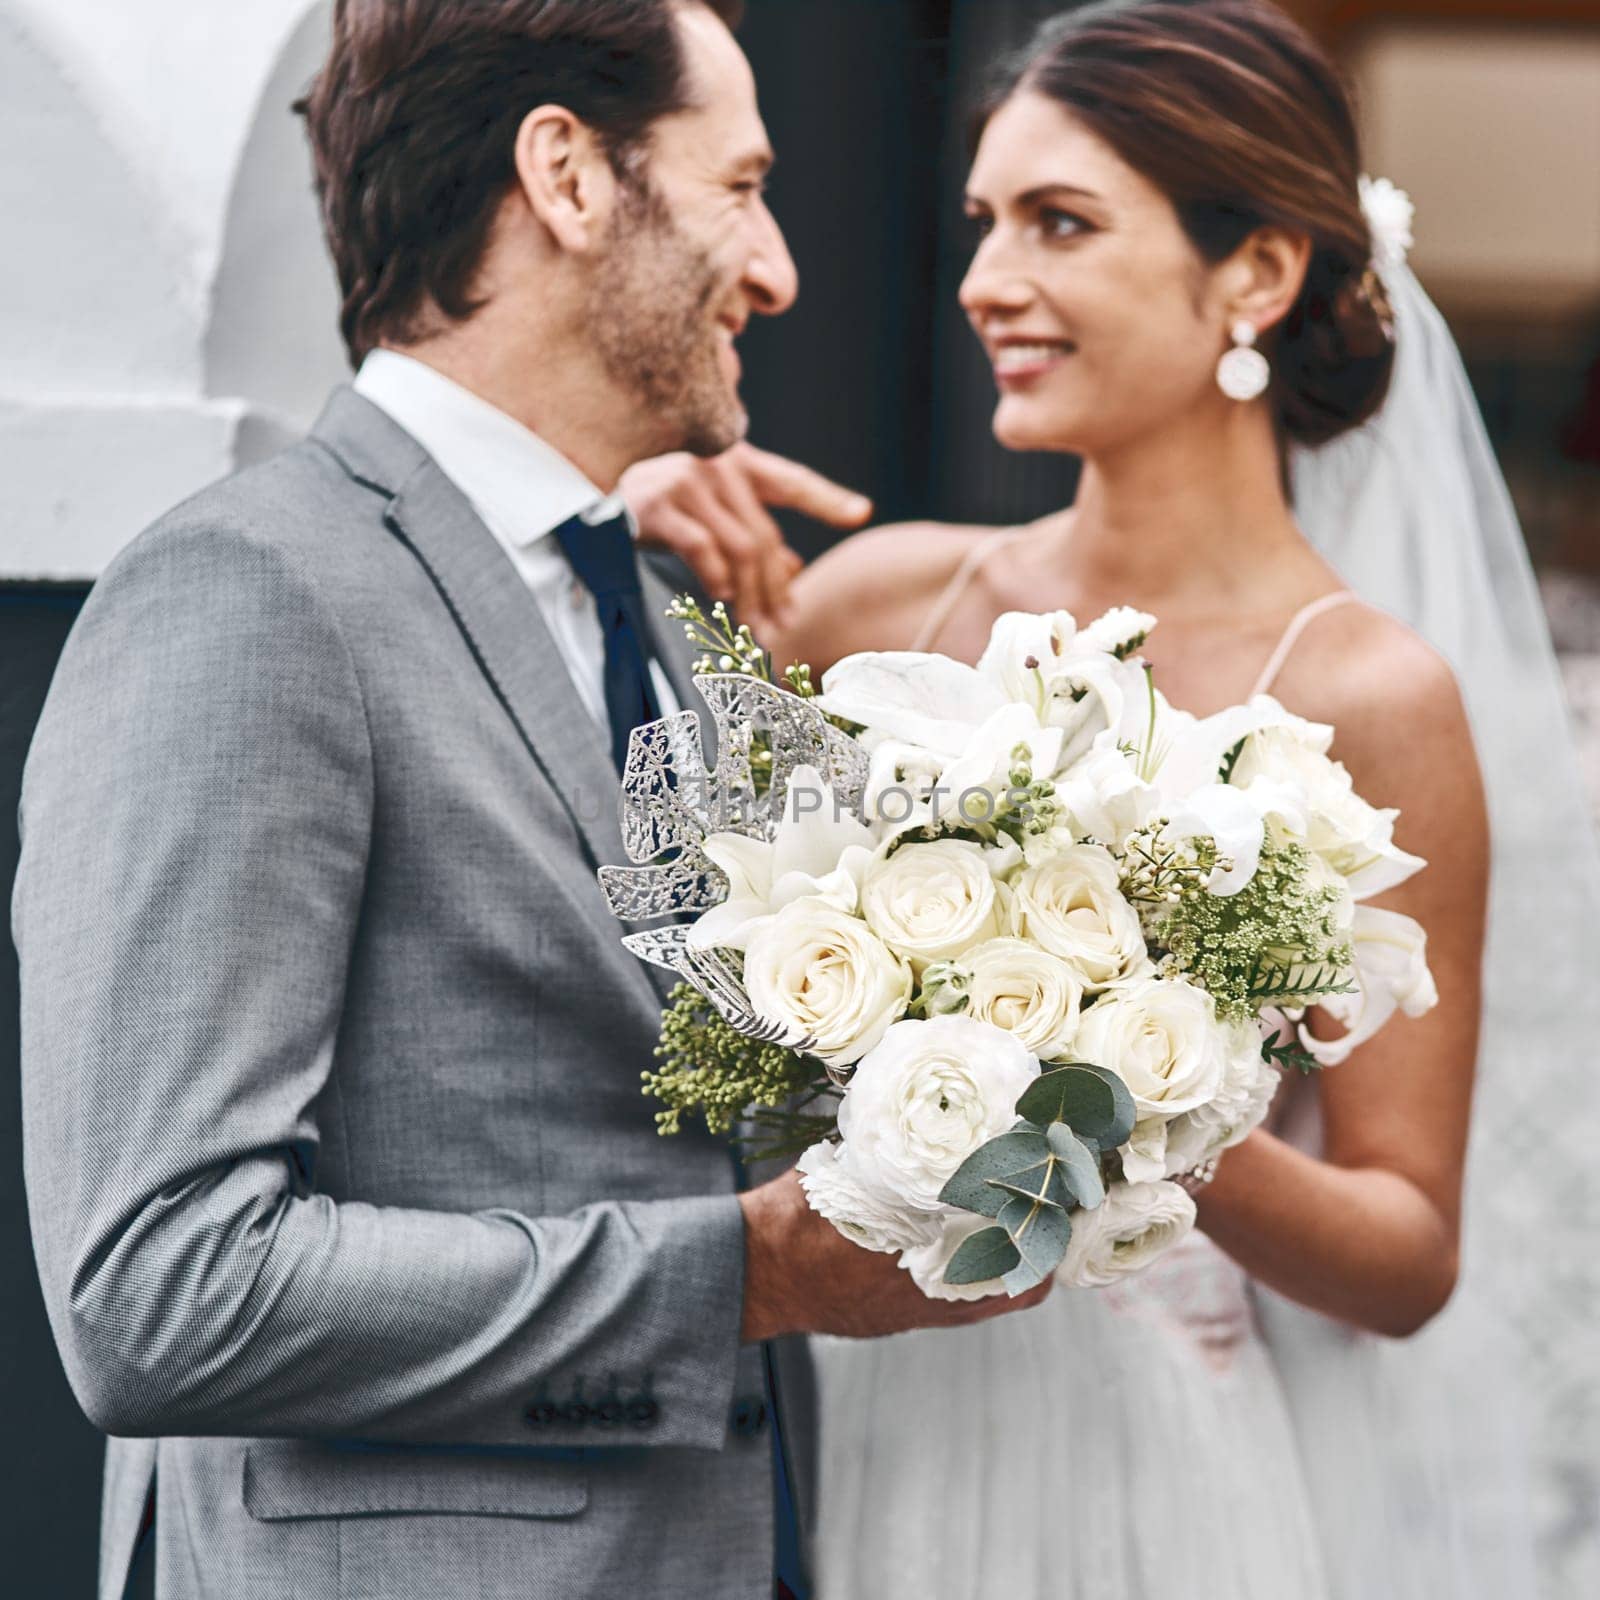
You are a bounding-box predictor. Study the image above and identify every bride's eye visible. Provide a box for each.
[1039,206,1091,241]
[964,212,995,243]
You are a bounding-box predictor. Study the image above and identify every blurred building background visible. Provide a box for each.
[1,2,1596,1595]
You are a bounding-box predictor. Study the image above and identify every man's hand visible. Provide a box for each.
[737,1169,1052,1342]
[620,444,873,640]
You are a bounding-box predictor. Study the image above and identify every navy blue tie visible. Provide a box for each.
[550,509,662,776]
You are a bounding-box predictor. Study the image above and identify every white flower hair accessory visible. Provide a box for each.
[1358,175,1414,275]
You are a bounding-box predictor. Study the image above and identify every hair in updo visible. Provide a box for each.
[975,0,1395,447]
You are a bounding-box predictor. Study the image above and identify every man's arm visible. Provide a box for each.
[14,519,746,1450]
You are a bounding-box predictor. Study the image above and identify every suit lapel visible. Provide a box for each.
[311,386,628,876]
[312,388,704,1010]
[384,460,629,877]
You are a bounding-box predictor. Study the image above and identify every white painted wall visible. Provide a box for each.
[0,0,344,579]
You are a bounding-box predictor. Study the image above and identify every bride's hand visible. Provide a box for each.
[619,443,872,641]
[737,1169,1052,1342]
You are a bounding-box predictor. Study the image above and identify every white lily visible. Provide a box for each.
[687,764,876,951]
[1296,905,1439,1066]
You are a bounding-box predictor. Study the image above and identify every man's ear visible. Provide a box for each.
[1223,226,1313,337]
[512,105,616,255]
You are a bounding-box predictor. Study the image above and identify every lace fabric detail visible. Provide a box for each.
[1103,1229,1260,1377]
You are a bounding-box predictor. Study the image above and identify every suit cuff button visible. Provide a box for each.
[523,1398,559,1429]
[624,1395,659,1429]
[729,1394,768,1438]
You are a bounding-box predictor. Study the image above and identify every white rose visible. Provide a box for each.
[1010,843,1147,991]
[795,1138,939,1255]
[1057,1180,1196,1288]
[744,897,912,1068]
[1161,1017,1280,1176]
[839,1015,1040,1212]
[1074,977,1231,1124]
[900,1212,1008,1302]
[861,839,1008,968]
[961,937,1084,1061]
[1232,723,1425,899]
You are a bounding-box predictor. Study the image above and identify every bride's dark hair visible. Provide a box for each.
[976,0,1395,447]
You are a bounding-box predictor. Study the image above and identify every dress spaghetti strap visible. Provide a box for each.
[1248,590,1359,698]
[909,528,1029,653]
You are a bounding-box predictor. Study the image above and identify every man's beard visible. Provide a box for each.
[587,177,745,458]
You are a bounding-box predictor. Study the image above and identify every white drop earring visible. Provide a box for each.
[1216,319,1270,402]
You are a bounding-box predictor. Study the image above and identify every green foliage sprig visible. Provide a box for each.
[644,983,839,1158]
[1137,832,1355,1021]
[1262,1035,1326,1076]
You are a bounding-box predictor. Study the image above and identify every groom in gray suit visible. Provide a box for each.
[14,3,1048,1598]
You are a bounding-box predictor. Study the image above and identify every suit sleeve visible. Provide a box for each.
[14,519,746,1450]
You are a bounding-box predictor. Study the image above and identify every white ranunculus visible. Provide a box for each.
[1009,843,1147,991]
[689,765,876,951]
[1057,1180,1196,1288]
[743,897,912,1068]
[861,839,1009,968]
[900,1211,1009,1302]
[1297,905,1439,1066]
[839,1014,1040,1212]
[1161,1017,1281,1176]
[961,937,1085,1061]
[795,1138,939,1255]
[1231,722,1426,899]
[1074,976,1232,1127]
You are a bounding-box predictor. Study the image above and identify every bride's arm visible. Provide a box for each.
[1196,636,1488,1338]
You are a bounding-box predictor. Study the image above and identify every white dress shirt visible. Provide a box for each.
[353,349,679,732]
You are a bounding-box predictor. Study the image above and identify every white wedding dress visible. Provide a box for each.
[810,267,1591,1598]
[812,1160,1331,1599]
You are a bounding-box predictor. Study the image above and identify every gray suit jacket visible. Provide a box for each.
[14,388,794,1599]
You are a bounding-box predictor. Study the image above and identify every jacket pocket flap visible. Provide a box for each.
[243,1439,588,1521]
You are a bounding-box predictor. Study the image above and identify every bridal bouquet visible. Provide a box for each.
[600,600,1436,1299]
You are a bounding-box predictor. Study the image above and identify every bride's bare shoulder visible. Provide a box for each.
[776,521,1000,672]
[1286,600,1483,833]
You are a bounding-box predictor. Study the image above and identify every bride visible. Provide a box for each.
[630,1,1596,1594]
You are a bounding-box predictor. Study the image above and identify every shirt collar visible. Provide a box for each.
[352,349,630,546]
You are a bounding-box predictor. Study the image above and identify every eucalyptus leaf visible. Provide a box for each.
[1017,1063,1136,1151]
[943,1225,1022,1286]
[938,1128,1052,1217]
[1016,1065,1113,1137]
[997,1192,1072,1286]
[1046,1122,1106,1209]
[1076,1063,1137,1150]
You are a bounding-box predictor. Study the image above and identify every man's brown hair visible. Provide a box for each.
[295,0,745,365]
